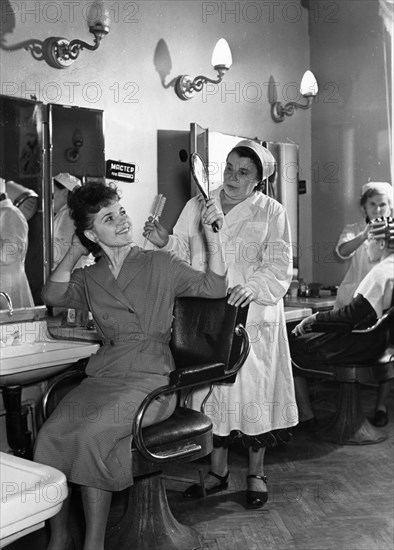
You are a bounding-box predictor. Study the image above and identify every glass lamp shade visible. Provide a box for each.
[87,1,111,31]
[300,70,318,97]
[211,38,232,69]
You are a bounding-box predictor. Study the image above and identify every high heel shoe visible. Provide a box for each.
[183,470,229,499]
[246,474,268,508]
[372,408,388,427]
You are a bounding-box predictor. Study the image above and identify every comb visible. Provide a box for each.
[143,194,167,247]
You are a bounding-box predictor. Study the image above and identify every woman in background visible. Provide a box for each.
[35,182,227,550]
[52,172,92,270]
[334,181,392,309]
[292,217,394,428]
[0,177,34,308]
[144,140,297,508]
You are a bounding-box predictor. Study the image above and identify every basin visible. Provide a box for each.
[0,306,46,325]
[0,320,100,385]
[0,451,68,547]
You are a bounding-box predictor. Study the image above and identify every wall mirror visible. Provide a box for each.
[0,96,46,307]
[0,95,105,311]
[47,104,105,271]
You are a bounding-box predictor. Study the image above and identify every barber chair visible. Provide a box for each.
[41,296,250,550]
[292,306,394,445]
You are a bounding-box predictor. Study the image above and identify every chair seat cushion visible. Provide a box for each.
[134,407,212,449]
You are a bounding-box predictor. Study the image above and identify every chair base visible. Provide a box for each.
[315,382,387,445]
[105,472,201,550]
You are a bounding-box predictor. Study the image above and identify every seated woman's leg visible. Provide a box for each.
[47,490,73,550]
[293,376,314,422]
[81,486,112,550]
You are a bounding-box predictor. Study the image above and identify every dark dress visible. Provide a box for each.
[290,256,394,372]
[34,247,227,491]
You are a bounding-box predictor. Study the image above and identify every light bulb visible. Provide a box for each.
[300,70,318,97]
[87,1,111,31]
[211,38,232,69]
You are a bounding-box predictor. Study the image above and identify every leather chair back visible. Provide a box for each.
[171,296,248,382]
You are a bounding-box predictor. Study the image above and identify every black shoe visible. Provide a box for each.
[246,475,268,508]
[183,470,229,499]
[372,409,388,427]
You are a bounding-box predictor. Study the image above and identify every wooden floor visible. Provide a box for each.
[8,380,394,550]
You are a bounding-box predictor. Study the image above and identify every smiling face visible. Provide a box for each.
[363,193,391,220]
[84,200,133,248]
[223,151,261,201]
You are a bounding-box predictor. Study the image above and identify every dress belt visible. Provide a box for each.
[102,333,170,346]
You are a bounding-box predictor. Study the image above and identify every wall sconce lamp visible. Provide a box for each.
[271,71,318,122]
[43,1,110,69]
[175,39,233,100]
[65,129,84,162]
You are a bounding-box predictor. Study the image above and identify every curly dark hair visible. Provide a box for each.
[67,182,120,257]
[228,146,264,192]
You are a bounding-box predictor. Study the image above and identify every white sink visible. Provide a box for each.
[0,452,68,547]
[0,321,100,385]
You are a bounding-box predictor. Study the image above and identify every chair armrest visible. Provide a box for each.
[352,306,394,333]
[133,322,251,462]
[169,362,225,387]
[41,369,86,420]
[312,322,352,334]
[221,324,250,378]
[313,306,394,335]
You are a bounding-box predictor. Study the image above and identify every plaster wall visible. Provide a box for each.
[1,0,313,277]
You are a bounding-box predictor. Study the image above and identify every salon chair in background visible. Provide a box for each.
[41,296,250,550]
[292,305,394,445]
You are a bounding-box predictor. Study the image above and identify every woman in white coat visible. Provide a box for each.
[334,181,392,309]
[0,178,34,308]
[143,140,298,508]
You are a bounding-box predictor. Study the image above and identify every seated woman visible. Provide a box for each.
[34,182,228,550]
[290,217,394,429]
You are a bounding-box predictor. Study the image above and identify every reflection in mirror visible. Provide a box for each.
[0,97,106,309]
[0,96,46,307]
[48,104,105,272]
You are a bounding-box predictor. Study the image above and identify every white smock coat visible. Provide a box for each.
[0,198,34,308]
[164,187,298,436]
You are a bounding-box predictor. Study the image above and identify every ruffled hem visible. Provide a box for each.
[213,427,292,451]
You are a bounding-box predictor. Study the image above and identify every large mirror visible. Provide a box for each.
[47,104,105,271]
[0,96,46,306]
[0,96,105,309]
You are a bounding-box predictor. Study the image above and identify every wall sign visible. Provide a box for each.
[106,160,135,182]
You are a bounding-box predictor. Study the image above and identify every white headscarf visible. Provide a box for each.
[361,181,392,202]
[234,140,276,180]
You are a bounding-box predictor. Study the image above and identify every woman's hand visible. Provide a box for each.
[361,222,372,240]
[71,233,90,256]
[227,284,256,308]
[142,217,169,248]
[51,233,89,283]
[291,313,318,336]
[201,198,224,232]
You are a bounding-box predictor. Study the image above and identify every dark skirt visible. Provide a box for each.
[290,330,388,372]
